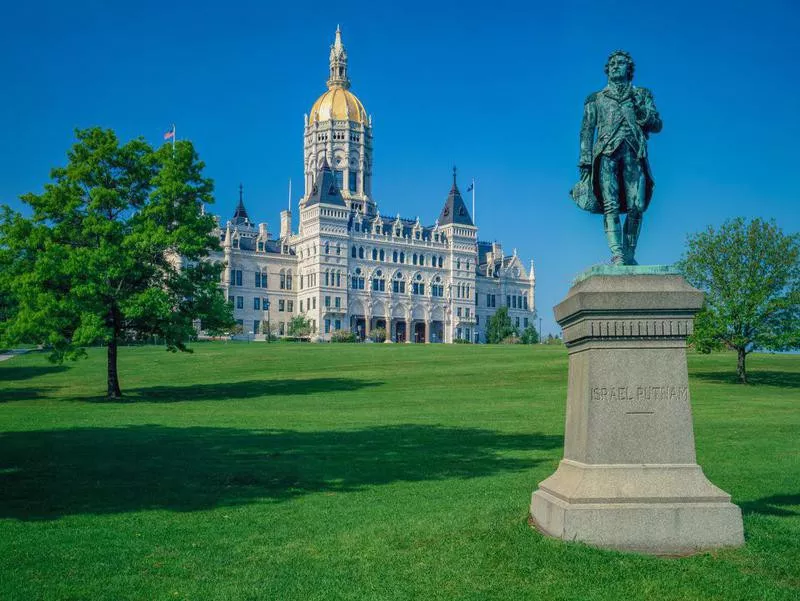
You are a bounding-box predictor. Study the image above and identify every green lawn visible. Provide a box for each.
[0,343,798,601]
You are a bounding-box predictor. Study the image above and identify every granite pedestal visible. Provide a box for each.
[530,267,744,555]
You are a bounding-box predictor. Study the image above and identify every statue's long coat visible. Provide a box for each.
[579,85,662,214]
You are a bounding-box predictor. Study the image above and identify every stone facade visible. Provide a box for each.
[210,28,535,343]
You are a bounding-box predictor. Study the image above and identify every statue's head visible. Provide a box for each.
[604,50,635,82]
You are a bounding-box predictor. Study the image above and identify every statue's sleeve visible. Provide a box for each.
[579,96,596,167]
[636,89,662,134]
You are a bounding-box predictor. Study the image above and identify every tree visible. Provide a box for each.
[0,128,234,398]
[288,315,314,340]
[520,324,540,344]
[485,306,517,344]
[677,217,800,384]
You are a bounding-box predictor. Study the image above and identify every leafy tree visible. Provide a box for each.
[520,324,540,344]
[677,217,800,384]
[0,128,234,398]
[485,306,517,344]
[288,315,314,340]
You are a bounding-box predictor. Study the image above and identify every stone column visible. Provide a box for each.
[384,313,392,343]
[424,320,431,343]
[365,314,371,339]
[530,267,744,555]
[405,318,411,343]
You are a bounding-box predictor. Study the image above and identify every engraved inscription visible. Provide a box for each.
[590,386,688,402]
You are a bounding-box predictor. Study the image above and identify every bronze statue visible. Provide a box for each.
[571,51,662,265]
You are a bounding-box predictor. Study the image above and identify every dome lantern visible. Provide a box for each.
[327,25,350,90]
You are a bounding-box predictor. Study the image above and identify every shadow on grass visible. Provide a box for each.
[691,370,800,388]
[79,378,383,403]
[0,364,68,402]
[0,364,68,382]
[0,388,54,403]
[740,494,800,517]
[0,425,561,520]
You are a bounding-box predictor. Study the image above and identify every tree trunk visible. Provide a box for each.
[736,347,747,385]
[107,307,122,399]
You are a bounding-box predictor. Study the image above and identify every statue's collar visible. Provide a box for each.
[602,83,633,101]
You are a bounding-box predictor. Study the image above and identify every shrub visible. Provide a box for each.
[500,335,521,344]
[371,327,387,343]
[331,329,357,343]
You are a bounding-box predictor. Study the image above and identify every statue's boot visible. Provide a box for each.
[623,213,642,265]
[604,214,624,265]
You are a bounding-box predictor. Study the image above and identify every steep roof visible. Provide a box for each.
[305,156,346,207]
[231,184,252,227]
[438,170,473,226]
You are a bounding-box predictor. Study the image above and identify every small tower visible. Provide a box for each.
[438,167,478,343]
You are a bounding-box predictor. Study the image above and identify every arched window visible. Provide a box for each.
[351,245,357,258]
[372,248,378,261]
[358,247,364,259]
[431,276,444,297]
[371,269,386,292]
[399,252,405,264]
[336,271,341,287]
[325,270,330,286]
[392,272,406,294]
[352,268,365,290]
[412,273,425,295]
[438,256,444,268]
[412,253,418,265]
[379,249,385,261]
[285,270,293,290]
[279,269,286,290]
[393,251,398,263]
[456,259,461,270]
[466,261,470,271]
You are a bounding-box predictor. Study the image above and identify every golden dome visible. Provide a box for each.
[309,87,368,125]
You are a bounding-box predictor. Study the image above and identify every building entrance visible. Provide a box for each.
[394,321,406,343]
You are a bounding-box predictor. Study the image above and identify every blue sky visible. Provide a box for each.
[2,0,799,336]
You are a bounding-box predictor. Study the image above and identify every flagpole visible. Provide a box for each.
[172,124,176,152]
[288,178,292,211]
[471,177,475,225]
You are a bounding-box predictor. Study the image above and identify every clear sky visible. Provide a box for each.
[2,0,799,336]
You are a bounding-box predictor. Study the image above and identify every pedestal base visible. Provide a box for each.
[530,460,744,554]
[530,271,744,554]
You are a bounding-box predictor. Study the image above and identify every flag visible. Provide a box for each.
[163,126,175,140]
[466,183,473,192]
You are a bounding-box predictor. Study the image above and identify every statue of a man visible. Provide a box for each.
[577,50,662,265]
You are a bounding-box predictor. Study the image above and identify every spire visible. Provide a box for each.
[327,25,350,90]
[232,183,251,226]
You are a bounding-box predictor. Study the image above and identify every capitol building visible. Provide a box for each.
[212,28,535,343]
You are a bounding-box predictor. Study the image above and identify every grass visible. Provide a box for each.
[0,342,798,601]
